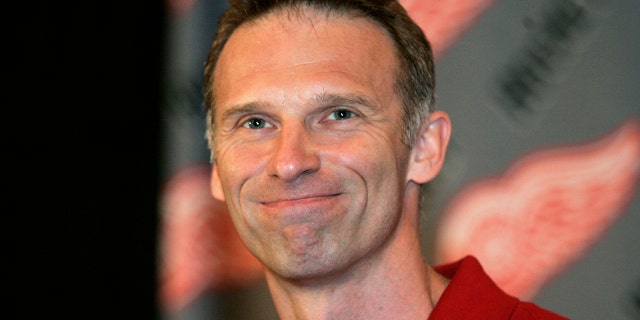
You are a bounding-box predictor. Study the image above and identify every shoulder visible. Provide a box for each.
[430,256,569,320]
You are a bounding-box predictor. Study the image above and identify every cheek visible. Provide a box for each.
[327,130,408,193]
[334,136,407,244]
[215,142,267,240]
[215,140,270,196]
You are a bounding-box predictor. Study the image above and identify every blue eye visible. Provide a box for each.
[328,109,355,120]
[243,118,270,129]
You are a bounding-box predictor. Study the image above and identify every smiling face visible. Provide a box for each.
[211,8,414,281]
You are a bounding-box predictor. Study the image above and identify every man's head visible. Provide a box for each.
[203,0,450,282]
[204,0,436,152]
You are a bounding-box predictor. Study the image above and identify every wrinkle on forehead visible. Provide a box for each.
[290,58,338,68]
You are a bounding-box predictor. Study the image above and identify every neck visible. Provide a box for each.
[264,183,448,320]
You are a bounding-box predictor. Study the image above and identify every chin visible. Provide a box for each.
[266,246,361,285]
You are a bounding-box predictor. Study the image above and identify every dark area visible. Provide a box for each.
[17,2,165,319]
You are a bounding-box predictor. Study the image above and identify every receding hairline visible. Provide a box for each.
[233,2,373,29]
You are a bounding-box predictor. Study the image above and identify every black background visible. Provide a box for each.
[17,2,165,319]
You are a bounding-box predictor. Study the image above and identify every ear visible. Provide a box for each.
[407,111,452,184]
[211,165,226,201]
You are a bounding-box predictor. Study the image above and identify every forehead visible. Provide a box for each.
[224,6,396,60]
[213,7,400,103]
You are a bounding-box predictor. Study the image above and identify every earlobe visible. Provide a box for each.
[407,111,452,184]
[211,165,226,201]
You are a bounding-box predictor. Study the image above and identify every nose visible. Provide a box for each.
[268,122,320,182]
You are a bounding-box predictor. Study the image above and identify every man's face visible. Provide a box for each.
[211,9,412,280]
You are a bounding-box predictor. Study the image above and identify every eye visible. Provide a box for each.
[242,117,272,129]
[327,109,356,121]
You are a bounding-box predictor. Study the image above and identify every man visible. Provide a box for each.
[202,0,568,318]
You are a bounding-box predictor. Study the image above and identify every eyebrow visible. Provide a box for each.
[220,101,270,124]
[311,92,379,111]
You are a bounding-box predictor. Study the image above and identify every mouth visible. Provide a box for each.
[260,194,341,209]
[253,191,349,226]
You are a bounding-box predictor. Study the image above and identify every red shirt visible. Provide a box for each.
[429,256,569,319]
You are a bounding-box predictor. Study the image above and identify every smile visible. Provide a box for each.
[260,194,341,209]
